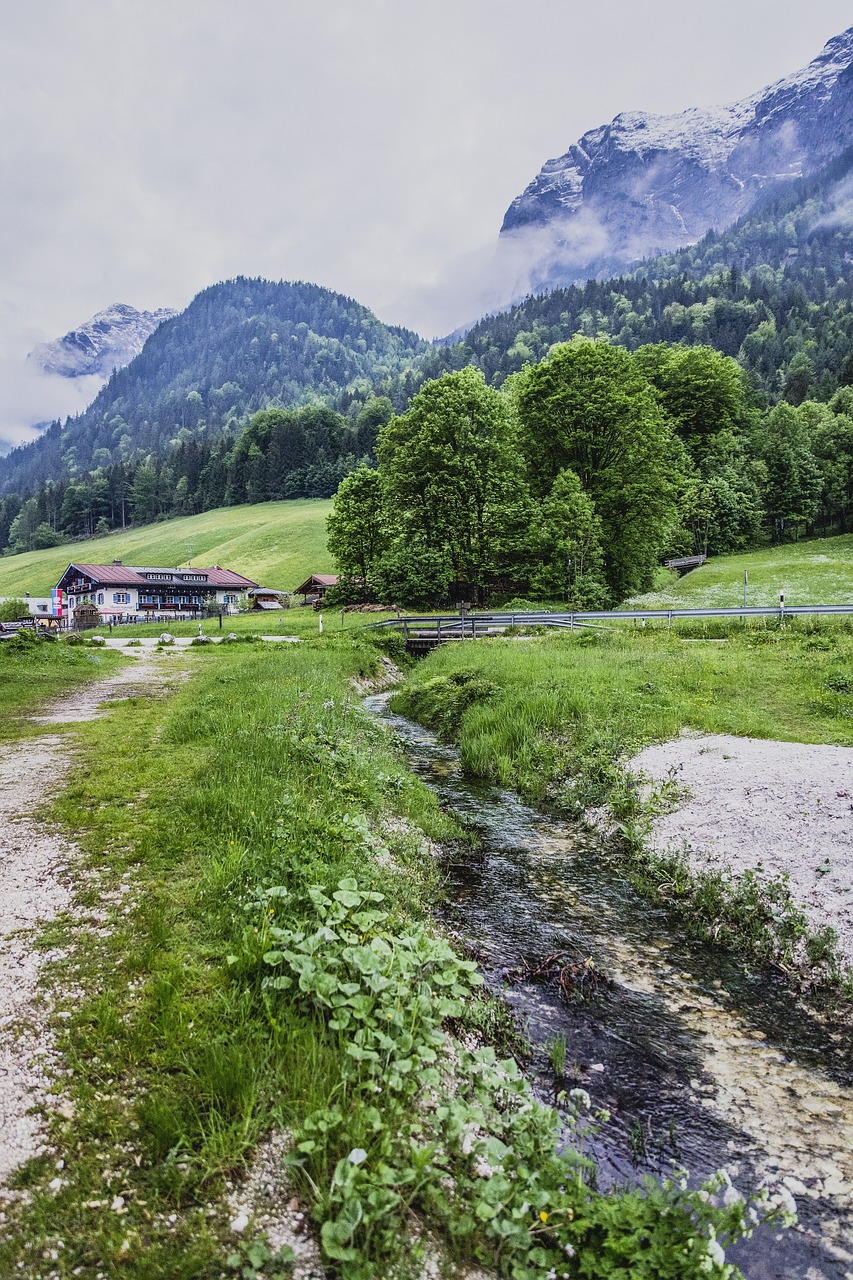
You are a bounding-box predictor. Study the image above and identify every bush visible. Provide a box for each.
[0,598,31,622]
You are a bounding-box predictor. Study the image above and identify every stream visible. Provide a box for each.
[364,693,853,1280]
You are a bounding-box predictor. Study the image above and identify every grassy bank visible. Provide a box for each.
[0,635,772,1279]
[392,622,853,984]
[0,634,123,739]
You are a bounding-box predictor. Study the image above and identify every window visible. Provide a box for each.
[97,594,104,605]
[112,593,130,604]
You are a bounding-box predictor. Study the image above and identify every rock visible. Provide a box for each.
[782,1176,807,1197]
[158,633,174,644]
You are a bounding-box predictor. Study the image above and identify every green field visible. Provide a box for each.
[627,535,853,609]
[0,499,333,597]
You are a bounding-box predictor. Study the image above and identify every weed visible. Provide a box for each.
[547,1032,568,1079]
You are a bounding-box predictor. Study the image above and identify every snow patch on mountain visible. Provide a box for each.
[28,303,178,379]
[500,25,853,293]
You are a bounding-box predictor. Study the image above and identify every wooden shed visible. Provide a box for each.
[293,574,338,606]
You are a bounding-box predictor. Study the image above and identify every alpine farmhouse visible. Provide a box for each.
[55,561,258,624]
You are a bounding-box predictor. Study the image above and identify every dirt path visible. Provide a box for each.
[0,652,188,1185]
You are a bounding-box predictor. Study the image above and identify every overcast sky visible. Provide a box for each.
[1,0,852,446]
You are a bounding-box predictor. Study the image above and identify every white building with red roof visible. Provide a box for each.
[54,560,258,623]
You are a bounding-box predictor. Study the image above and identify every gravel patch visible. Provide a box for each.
[631,733,853,967]
[0,654,188,1188]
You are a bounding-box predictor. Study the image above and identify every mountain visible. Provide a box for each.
[28,303,179,379]
[0,278,426,494]
[418,149,853,403]
[500,26,853,292]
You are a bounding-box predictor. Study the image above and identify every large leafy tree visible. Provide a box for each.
[530,468,608,606]
[755,403,822,539]
[326,465,387,597]
[375,368,533,604]
[515,340,685,600]
[634,343,756,466]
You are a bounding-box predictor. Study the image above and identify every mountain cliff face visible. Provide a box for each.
[500,26,853,291]
[28,303,179,379]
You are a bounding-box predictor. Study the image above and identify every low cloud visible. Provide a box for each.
[0,358,104,454]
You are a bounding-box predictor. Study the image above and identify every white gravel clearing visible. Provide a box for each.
[631,733,853,968]
[0,653,186,1188]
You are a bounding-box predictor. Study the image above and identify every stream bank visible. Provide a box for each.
[365,692,853,1280]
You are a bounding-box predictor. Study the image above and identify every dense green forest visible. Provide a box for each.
[5,153,853,562]
[0,278,425,497]
[421,151,853,401]
[325,342,853,607]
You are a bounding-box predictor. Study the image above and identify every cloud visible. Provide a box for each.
[0,358,104,453]
[1,0,851,434]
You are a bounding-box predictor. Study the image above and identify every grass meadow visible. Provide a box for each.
[393,621,853,982]
[0,499,333,597]
[396,622,853,801]
[626,533,853,610]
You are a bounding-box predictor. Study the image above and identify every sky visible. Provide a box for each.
[1,0,852,448]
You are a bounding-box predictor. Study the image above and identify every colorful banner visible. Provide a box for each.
[51,588,63,617]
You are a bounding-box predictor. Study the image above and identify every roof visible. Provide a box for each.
[253,599,284,610]
[247,587,287,596]
[56,563,259,590]
[293,573,339,593]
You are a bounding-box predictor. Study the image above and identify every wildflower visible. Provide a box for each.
[539,1210,549,1223]
[348,1148,367,1166]
[706,1237,725,1267]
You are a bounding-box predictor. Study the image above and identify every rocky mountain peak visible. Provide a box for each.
[499,26,853,293]
[28,303,179,379]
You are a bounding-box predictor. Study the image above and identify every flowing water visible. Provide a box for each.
[364,693,853,1280]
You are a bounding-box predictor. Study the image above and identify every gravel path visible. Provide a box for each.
[631,733,853,967]
[0,653,185,1186]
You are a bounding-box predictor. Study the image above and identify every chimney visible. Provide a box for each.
[112,558,122,565]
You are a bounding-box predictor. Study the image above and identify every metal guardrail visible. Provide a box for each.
[367,603,853,640]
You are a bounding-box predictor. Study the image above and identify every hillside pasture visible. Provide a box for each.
[0,499,333,597]
[626,535,853,609]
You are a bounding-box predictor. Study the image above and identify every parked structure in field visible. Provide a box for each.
[54,561,258,623]
[247,587,289,611]
[293,573,338,605]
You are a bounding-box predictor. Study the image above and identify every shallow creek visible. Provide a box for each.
[364,693,853,1280]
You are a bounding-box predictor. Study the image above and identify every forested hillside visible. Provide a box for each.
[0,278,425,495]
[6,156,853,561]
[423,152,853,403]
